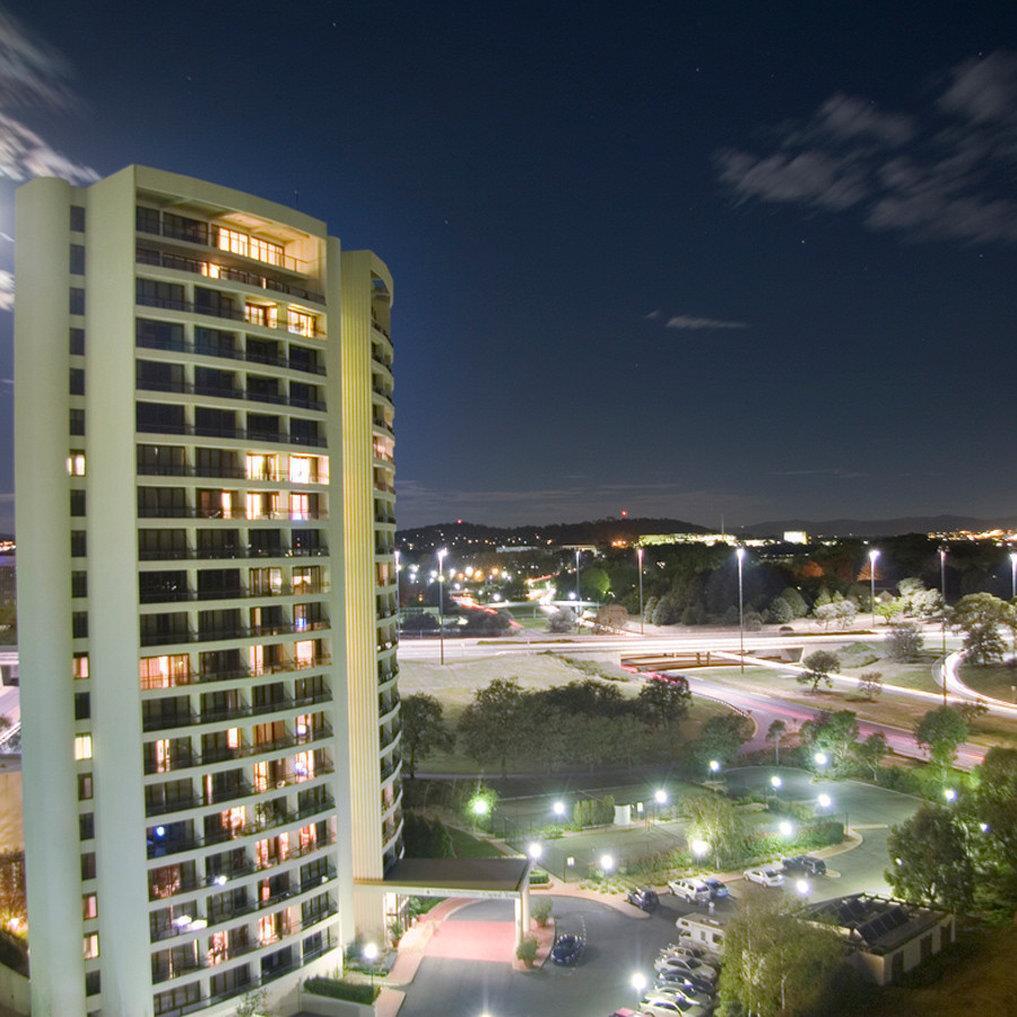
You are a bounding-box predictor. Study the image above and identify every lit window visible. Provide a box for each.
[73,654,90,680]
[289,456,311,483]
[227,728,240,750]
[154,739,170,773]
[200,262,222,279]
[294,640,314,668]
[82,894,97,920]
[139,655,189,690]
[67,452,86,476]
[74,735,93,761]
[249,644,265,676]
[287,309,315,337]
[246,492,265,520]
[252,760,269,793]
[289,493,310,521]
[83,932,99,959]
[244,303,277,329]
[220,491,235,519]
[215,226,283,267]
[246,454,272,481]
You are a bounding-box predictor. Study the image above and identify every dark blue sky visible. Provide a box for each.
[1,1,1016,530]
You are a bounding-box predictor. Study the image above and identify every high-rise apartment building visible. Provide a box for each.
[14,166,402,1017]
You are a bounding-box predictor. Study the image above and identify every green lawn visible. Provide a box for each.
[446,825,506,858]
[958,662,1017,703]
[820,641,953,696]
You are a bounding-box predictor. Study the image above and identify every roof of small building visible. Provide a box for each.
[807,893,949,955]
[380,857,531,894]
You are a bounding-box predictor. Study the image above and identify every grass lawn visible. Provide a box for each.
[864,925,1017,1017]
[505,605,553,631]
[812,640,957,695]
[399,652,739,774]
[697,666,1017,750]
[446,825,506,859]
[958,662,1017,703]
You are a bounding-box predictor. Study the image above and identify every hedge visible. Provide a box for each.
[304,977,379,1004]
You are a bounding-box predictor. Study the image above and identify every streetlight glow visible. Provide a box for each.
[817,793,832,809]
[736,547,746,673]
[770,775,783,789]
[600,853,615,872]
[708,759,721,773]
[636,545,645,636]
[868,548,880,628]
[471,797,490,817]
[527,842,543,860]
[654,788,668,805]
[631,972,647,993]
[944,787,957,802]
[363,942,379,962]
[437,548,449,665]
[552,800,566,817]
[813,751,829,767]
[779,820,793,836]
[690,838,710,858]
[795,878,810,896]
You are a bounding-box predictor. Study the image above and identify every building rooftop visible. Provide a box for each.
[378,857,531,894]
[807,893,948,954]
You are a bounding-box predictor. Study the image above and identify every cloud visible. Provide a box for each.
[644,309,661,319]
[665,314,748,331]
[715,50,1017,245]
[0,11,98,186]
[0,270,11,311]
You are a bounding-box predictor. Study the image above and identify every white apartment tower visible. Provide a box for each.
[14,166,402,1017]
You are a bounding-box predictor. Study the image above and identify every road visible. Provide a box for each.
[680,671,987,770]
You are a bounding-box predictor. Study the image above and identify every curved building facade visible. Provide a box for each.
[14,166,401,1017]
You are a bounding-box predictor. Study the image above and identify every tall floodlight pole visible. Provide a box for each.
[736,547,745,674]
[868,549,880,630]
[437,547,448,665]
[637,546,645,636]
[394,548,401,637]
[1010,551,1017,600]
[575,548,582,611]
[940,547,948,706]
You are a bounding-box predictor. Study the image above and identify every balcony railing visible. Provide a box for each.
[136,331,326,377]
[135,421,327,448]
[136,289,327,338]
[137,246,326,305]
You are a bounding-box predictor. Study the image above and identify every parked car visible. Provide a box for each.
[550,932,584,966]
[743,866,784,887]
[668,877,711,903]
[654,955,718,982]
[652,983,715,1009]
[609,1010,639,1017]
[659,941,711,960]
[656,969,715,995]
[781,855,827,876]
[640,996,708,1017]
[703,877,729,899]
[628,887,661,911]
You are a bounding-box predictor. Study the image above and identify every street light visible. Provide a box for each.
[708,759,721,773]
[471,797,490,818]
[736,547,746,673]
[437,548,448,665]
[363,941,379,990]
[1011,551,1017,599]
[636,546,645,636]
[575,548,582,608]
[770,775,783,789]
[939,547,948,706]
[795,878,811,897]
[868,549,880,628]
[944,787,957,803]
[690,838,710,858]
[527,842,543,860]
[631,972,647,996]
[552,800,566,817]
[654,788,668,805]
[779,820,793,837]
[600,853,615,873]
[813,751,828,767]
[817,793,832,809]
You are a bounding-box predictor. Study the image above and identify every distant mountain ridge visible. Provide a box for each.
[396,516,710,546]
[739,514,1017,538]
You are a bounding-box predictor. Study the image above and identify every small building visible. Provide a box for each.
[807,893,955,985]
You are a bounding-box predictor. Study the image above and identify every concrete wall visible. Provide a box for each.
[0,963,30,1016]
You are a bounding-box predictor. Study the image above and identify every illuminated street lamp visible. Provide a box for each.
[1011,551,1017,599]
[690,838,710,858]
[437,548,448,665]
[944,787,957,803]
[778,820,793,837]
[600,853,615,873]
[817,793,832,809]
[770,775,782,789]
[795,878,811,897]
[363,941,379,990]
[939,547,948,706]
[575,548,582,608]
[708,759,721,773]
[631,972,647,996]
[637,546,645,636]
[527,842,543,861]
[654,788,668,805]
[736,547,746,673]
[813,751,828,768]
[552,800,566,818]
[471,796,490,818]
[868,549,880,629]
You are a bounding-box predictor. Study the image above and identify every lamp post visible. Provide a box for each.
[939,547,948,706]
[1010,551,1017,599]
[736,547,745,673]
[575,549,582,610]
[437,547,448,665]
[363,942,378,991]
[636,546,645,636]
[868,549,880,629]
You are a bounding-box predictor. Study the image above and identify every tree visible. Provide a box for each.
[636,676,691,732]
[653,594,681,626]
[885,804,974,912]
[402,812,455,858]
[580,566,610,601]
[886,621,924,662]
[853,732,888,779]
[718,893,843,1017]
[546,607,575,633]
[684,793,747,867]
[951,593,1008,664]
[594,603,629,632]
[970,748,1017,860]
[914,706,969,778]
[781,586,809,618]
[800,710,859,771]
[693,714,754,767]
[813,602,840,630]
[516,934,539,967]
[898,578,943,619]
[797,650,839,692]
[458,678,527,776]
[857,671,883,700]
[235,989,271,1017]
[400,693,453,778]
[769,595,794,625]
[766,719,787,765]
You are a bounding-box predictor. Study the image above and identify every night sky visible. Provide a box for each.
[1,1,1016,531]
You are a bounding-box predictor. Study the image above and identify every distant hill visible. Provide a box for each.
[396,517,710,549]
[740,514,1017,538]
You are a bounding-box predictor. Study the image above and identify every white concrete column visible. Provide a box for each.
[15,175,88,1017]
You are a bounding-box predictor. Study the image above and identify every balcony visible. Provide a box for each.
[136,246,326,305]
[137,330,326,377]
[141,630,195,648]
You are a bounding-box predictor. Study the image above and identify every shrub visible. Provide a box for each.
[304,977,379,1004]
[516,934,539,967]
[388,917,405,946]
[529,868,551,885]
[532,898,553,926]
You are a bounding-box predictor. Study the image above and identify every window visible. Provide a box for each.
[70,368,85,395]
[136,206,161,235]
[136,401,185,434]
[83,932,99,960]
[70,328,85,355]
[69,288,85,315]
[70,408,85,435]
[289,456,312,483]
[244,303,277,328]
[79,812,94,840]
[70,489,86,516]
[84,969,100,996]
[75,692,91,721]
[139,655,191,690]
[162,211,208,245]
[136,278,186,310]
[70,244,85,275]
[287,309,316,337]
[80,852,96,879]
[70,205,85,232]
[72,572,87,598]
[78,774,93,800]
[71,530,86,557]
[194,287,235,319]
[137,318,185,351]
[214,225,284,266]
[68,451,86,476]
[289,493,310,520]
[246,453,274,481]
[74,734,93,761]
[73,654,90,679]
[72,612,88,638]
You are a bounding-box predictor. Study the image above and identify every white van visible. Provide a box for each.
[668,877,711,903]
[675,914,725,957]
